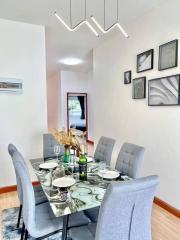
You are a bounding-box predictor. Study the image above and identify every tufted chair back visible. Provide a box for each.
[43,133,64,159]
[12,151,36,234]
[8,144,25,204]
[8,144,18,156]
[115,142,145,178]
[95,175,159,240]
[94,136,115,165]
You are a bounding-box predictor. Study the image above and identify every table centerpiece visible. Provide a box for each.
[52,128,86,163]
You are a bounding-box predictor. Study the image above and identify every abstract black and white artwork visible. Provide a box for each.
[124,71,131,84]
[132,77,146,99]
[137,49,154,73]
[0,78,22,93]
[159,40,178,70]
[148,75,180,106]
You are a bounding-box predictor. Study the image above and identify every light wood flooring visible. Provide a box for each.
[0,191,180,240]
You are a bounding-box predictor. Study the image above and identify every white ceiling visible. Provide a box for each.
[0,0,164,77]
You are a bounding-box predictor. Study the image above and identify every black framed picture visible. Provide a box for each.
[137,49,154,73]
[148,74,180,106]
[132,77,146,99]
[124,71,131,84]
[158,39,178,70]
[0,78,23,93]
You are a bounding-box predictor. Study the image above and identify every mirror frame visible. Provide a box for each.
[67,92,88,139]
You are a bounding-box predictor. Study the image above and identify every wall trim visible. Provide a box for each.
[87,140,94,145]
[0,185,17,194]
[0,181,40,194]
[154,197,180,218]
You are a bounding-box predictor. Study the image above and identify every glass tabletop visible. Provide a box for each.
[30,157,132,218]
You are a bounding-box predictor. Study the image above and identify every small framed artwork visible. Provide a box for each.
[132,77,146,99]
[148,74,180,106]
[137,49,154,73]
[0,78,23,93]
[158,39,178,70]
[124,71,131,84]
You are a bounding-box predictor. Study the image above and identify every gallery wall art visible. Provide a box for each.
[137,49,154,73]
[159,39,178,71]
[124,71,131,84]
[148,74,180,106]
[132,77,146,99]
[123,38,180,106]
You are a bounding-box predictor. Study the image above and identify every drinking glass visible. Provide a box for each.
[53,165,65,180]
[54,145,61,161]
[69,155,76,173]
[99,161,106,185]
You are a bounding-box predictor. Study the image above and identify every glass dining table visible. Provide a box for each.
[30,157,132,240]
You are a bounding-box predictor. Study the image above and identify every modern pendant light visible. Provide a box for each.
[91,0,129,38]
[54,0,99,37]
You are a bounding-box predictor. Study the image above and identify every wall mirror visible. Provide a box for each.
[67,93,88,138]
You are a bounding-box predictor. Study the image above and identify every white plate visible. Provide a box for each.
[39,162,58,170]
[98,170,119,179]
[87,156,94,163]
[52,177,76,188]
[121,175,132,181]
[74,156,94,163]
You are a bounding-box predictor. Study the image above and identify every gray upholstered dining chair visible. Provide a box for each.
[85,142,145,223]
[8,144,47,228]
[12,151,91,240]
[69,175,159,240]
[94,136,115,165]
[43,133,64,159]
[84,136,115,222]
[115,142,145,179]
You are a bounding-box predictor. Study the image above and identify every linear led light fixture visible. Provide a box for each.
[91,16,129,38]
[91,0,129,38]
[54,12,99,36]
[54,0,99,37]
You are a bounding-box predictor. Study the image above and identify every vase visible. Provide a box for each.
[63,146,71,163]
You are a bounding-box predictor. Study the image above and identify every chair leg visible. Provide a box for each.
[20,222,25,240]
[62,215,69,240]
[17,204,22,228]
[24,229,28,240]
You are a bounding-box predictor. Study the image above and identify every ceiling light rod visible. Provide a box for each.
[54,0,99,37]
[69,0,84,29]
[91,0,129,38]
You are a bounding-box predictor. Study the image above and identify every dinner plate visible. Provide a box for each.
[98,170,119,179]
[74,156,94,163]
[87,156,94,163]
[52,177,76,188]
[121,175,132,181]
[39,162,58,170]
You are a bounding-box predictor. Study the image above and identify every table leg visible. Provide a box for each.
[62,214,69,240]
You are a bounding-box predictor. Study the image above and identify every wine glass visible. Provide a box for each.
[69,155,76,173]
[54,145,61,161]
[99,161,106,186]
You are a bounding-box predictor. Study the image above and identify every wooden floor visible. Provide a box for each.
[0,191,180,240]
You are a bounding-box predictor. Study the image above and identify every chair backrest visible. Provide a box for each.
[95,175,159,240]
[8,144,24,203]
[12,151,36,234]
[94,136,115,165]
[115,142,145,178]
[43,133,64,159]
[8,144,18,156]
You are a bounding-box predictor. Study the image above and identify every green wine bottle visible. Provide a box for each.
[79,146,87,181]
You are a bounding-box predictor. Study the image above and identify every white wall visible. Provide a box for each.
[60,70,94,140]
[93,0,180,209]
[47,72,61,130]
[0,19,47,187]
[87,71,94,141]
